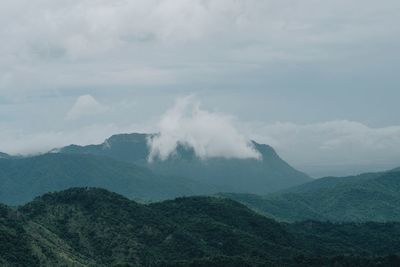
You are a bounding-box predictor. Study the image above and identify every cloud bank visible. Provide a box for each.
[148,96,261,161]
[0,95,399,177]
[248,120,400,175]
[66,94,107,120]
[1,0,399,94]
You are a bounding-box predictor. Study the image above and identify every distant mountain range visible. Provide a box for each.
[222,168,400,222]
[2,132,399,224]
[0,133,310,206]
[0,153,215,206]
[56,133,311,194]
[2,188,400,266]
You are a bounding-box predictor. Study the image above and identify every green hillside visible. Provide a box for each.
[1,188,400,266]
[0,204,39,266]
[222,169,400,222]
[57,133,311,194]
[0,153,215,206]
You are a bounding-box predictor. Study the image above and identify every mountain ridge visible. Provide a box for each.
[222,169,400,222]
[2,188,400,266]
[55,132,312,194]
[0,153,216,206]
[0,130,311,205]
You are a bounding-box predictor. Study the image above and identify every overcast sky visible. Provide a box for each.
[1,0,400,177]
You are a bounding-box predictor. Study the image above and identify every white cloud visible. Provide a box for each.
[0,92,399,177]
[249,120,400,169]
[0,0,399,92]
[148,96,261,161]
[0,122,152,155]
[0,0,398,177]
[66,94,107,120]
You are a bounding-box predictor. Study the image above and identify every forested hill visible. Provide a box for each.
[1,188,400,266]
[222,169,400,222]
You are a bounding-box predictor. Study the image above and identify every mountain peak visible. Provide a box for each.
[33,187,131,204]
[52,132,311,196]
[105,132,149,145]
[20,187,142,219]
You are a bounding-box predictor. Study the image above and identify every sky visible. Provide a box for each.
[1,0,400,177]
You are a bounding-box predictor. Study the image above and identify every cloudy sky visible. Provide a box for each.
[1,0,400,177]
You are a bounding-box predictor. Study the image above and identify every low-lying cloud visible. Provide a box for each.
[66,95,107,120]
[148,96,261,161]
[1,94,399,177]
[0,123,152,156]
[248,120,400,176]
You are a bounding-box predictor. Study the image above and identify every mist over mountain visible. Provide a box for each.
[0,131,310,206]
[147,96,262,161]
[1,1,399,266]
[57,132,311,194]
[2,188,400,266]
[55,133,150,163]
[222,168,400,222]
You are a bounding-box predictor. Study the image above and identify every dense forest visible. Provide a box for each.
[222,169,400,222]
[1,188,400,266]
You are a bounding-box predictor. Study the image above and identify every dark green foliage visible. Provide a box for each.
[159,255,400,267]
[0,205,39,266]
[21,189,301,265]
[289,221,400,255]
[284,254,400,267]
[157,255,274,267]
[21,188,175,266]
[149,196,299,261]
[2,188,400,266]
[222,170,400,222]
